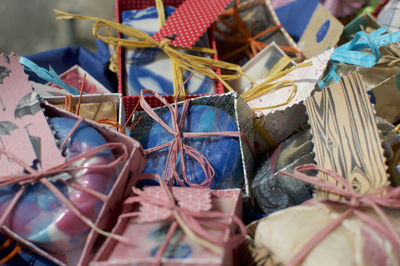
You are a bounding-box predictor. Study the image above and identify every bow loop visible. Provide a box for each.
[120,174,246,265]
[280,163,400,266]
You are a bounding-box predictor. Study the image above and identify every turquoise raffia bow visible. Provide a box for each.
[19,56,82,95]
[318,27,400,88]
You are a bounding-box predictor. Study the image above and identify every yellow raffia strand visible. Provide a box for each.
[254,116,275,147]
[264,55,292,79]
[240,61,312,111]
[54,9,254,99]
[155,0,166,28]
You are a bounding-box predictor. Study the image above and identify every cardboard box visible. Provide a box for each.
[229,41,296,94]
[130,91,254,197]
[90,188,243,266]
[43,93,125,130]
[214,0,301,66]
[1,100,146,266]
[115,0,225,120]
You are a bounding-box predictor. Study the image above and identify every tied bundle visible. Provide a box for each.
[0,117,132,246]
[118,173,247,266]
[54,4,255,100]
[280,164,400,266]
[215,0,302,62]
[137,87,254,188]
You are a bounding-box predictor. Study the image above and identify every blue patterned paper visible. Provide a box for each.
[140,105,243,189]
[122,7,215,96]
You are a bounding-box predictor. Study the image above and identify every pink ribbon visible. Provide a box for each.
[139,89,254,188]
[279,164,400,266]
[119,173,247,266]
[0,117,132,245]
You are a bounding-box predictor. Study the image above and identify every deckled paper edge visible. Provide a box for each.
[305,72,389,200]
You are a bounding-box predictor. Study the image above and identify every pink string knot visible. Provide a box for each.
[119,173,247,266]
[0,117,130,242]
[138,89,254,188]
[280,163,400,266]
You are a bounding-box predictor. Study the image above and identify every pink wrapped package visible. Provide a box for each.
[0,54,147,265]
[89,175,246,266]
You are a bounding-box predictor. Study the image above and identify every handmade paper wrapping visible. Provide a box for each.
[115,0,225,101]
[251,125,314,215]
[2,101,146,266]
[254,202,400,265]
[90,189,242,266]
[246,48,333,154]
[305,72,389,199]
[215,0,300,66]
[129,91,254,196]
[121,6,215,96]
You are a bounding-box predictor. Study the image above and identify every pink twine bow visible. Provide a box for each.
[119,173,247,266]
[0,117,132,245]
[139,89,254,188]
[279,164,400,266]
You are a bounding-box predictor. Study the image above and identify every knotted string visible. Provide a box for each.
[279,164,400,266]
[0,117,133,246]
[119,173,247,266]
[53,9,255,99]
[318,27,400,88]
[139,89,254,188]
[241,61,312,111]
[215,0,302,61]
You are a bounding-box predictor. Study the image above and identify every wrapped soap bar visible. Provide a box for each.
[0,117,117,252]
[140,104,243,189]
[255,202,400,266]
[122,6,214,96]
[254,164,400,266]
[215,0,300,66]
[0,53,146,265]
[251,125,314,215]
[90,184,245,266]
[130,91,254,192]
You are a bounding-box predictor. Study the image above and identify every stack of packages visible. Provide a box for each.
[2,0,400,265]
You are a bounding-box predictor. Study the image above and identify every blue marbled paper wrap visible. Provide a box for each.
[122,7,215,96]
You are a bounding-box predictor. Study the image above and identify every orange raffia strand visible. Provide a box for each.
[97,96,144,134]
[128,115,145,132]
[97,118,124,132]
[0,244,23,264]
[0,239,23,264]
[76,73,87,116]
[217,0,302,60]
[64,95,73,112]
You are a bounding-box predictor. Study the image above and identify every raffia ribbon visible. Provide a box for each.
[139,88,255,188]
[280,164,400,266]
[0,117,133,246]
[53,8,255,99]
[215,0,303,61]
[241,61,312,111]
[119,173,247,266]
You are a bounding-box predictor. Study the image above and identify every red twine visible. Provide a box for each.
[279,164,400,266]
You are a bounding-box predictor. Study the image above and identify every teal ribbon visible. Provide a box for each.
[20,56,82,95]
[319,27,400,88]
